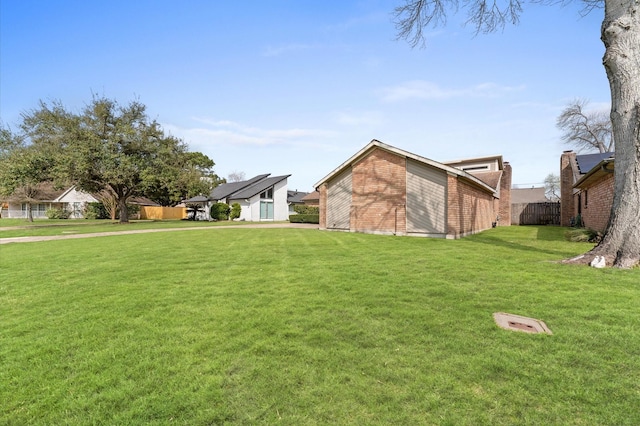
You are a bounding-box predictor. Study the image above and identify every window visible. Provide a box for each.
[260,188,273,199]
[260,201,274,220]
[584,190,588,208]
[22,203,47,217]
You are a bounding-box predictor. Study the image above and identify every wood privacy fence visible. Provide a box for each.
[139,206,187,220]
[511,202,560,226]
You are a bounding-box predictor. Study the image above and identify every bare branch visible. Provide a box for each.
[556,99,613,153]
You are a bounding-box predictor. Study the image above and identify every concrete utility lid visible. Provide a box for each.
[493,312,553,335]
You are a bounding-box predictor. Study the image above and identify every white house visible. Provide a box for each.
[2,182,98,219]
[186,174,292,221]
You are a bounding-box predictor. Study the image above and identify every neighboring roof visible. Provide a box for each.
[443,154,504,171]
[183,195,209,203]
[3,181,67,202]
[511,187,548,203]
[576,152,614,174]
[313,139,498,195]
[301,191,319,201]
[230,175,291,199]
[210,174,270,200]
[468,171,502,190]
[129,196,161,206]
[287,190,309,204]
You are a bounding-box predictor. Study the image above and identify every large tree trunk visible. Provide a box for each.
[118,196,129,223]
[593,1,640,268]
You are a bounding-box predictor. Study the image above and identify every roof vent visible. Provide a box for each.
[493,312,552,335]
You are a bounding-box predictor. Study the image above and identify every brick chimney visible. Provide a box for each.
[498,162,512,226]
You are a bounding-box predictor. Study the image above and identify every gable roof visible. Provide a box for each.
[301,191,319,201]
[3,181,67,202]
[288,190,309,204]
[314,139,498,195]
[229,175,291,199]
[210,174,270,200]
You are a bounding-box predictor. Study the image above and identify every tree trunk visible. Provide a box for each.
[593,1,640,268]
[118,196,129,223]
[27,202,33,222]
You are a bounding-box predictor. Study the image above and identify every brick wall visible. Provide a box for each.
[318,184,328,229]
[578,172,614,233]
[447,175,496,238]
[560,151,576,226]
[351,148,407,234]
[498,162,512,226]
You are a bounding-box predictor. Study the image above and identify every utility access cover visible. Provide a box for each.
[493,312,552,335]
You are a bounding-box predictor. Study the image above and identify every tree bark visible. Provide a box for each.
[593,1,640,268]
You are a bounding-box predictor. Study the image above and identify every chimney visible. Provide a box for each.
[560,151,576,226]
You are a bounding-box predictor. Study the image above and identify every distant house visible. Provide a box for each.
[287,190,309,215]
[560,150,614,232]
[314,140,511,238]
[1,182,98,219]
[1,182,162,219]
[186,174,291,221]
[301,191,319,206]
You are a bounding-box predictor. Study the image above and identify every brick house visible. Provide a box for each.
[314,140,511,239]
[560,150,615,232]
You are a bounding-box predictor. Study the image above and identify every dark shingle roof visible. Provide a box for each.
[287,190,309,204]
[210,174,270,200]
[230,175,291,199]
[576,152,614,174]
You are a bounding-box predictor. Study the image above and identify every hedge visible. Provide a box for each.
[289,214,319,224]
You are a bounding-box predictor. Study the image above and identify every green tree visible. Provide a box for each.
[20,96,216,223]
[394,0,640,268]
[0,144,55,222]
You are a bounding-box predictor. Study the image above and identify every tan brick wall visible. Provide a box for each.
[351,148,407,234]
[447,175,496,238]
[318,184,328,229]
[578,173,614,233]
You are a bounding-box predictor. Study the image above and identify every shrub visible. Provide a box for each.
[293,205,319,215]
[289,214,319,224]
[210,202,230,221]
[565,228,602,243]
[230,202,242,220]
[45,208,70,219]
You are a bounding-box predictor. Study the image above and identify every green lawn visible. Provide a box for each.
[1,226,638,425]
[0,218,257,238]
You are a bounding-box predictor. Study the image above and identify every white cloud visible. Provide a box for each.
[335,110,385,126]
[379,80,525,102]
[262,43,320,57]
[164,119,337,149]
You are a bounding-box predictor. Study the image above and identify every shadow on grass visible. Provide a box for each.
[467,226,590,259]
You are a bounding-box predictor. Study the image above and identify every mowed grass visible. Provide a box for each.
[0,218,256,238]
[1,226,639,425]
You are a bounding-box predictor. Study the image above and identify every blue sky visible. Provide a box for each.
[1,1,610,192]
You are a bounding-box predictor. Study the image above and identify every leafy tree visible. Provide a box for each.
[557,99,614,153]
[20,96,217,223]
[544,173,560,202]
[394,0,640,268]
[0,136,54,222]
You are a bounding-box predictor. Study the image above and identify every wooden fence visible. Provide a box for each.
[511,202,560,226]
[139,206,187,220]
